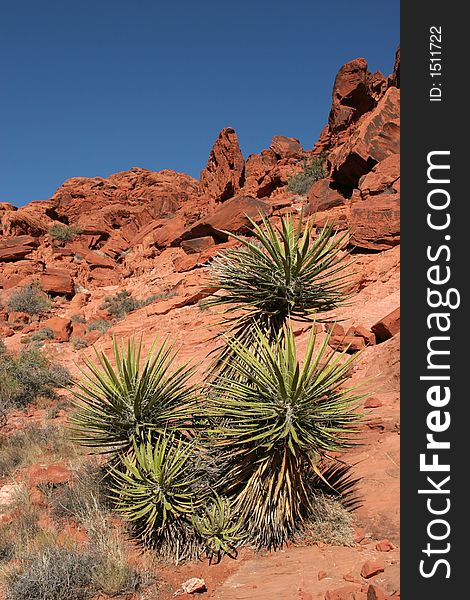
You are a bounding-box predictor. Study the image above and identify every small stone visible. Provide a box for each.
[326,323,345,337]
[371,307,400,342]
[364,398,383,409]
[360,560,385,579]
[375,539,394,552]
[325,584,364,600]
[181,577,206,594]
[353,526,366,543]
[318,571,328,581]
[328,335,366,353]
[354,325,376,346]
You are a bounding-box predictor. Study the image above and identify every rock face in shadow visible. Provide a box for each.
[329,87,400,190]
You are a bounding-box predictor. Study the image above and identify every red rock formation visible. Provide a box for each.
[181,195,272,242]
[39,267,75,297]
[349,154,400,250]
[270,135,303,159]
[0,236,39,261]
[330,86,400,190]
[41,316,72,342]
[0,201,54,237]
[328,58,377,134]
[199,127,245,201]
[306,180,346,214]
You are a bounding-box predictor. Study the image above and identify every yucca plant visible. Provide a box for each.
[207,213,351,374]
[110,434,204,562]
[204,324,362,549]
[70,337,196,461]
[192,494,241,564]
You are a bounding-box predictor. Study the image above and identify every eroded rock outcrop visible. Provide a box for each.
[330,86,400,190]
[349,154,400,250]
[199,127,245,201]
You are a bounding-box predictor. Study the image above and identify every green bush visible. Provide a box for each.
[286,155,328,196]
[86,319,111,333]
[100,290,138,320]
[70,314,86,324]
[99,291,174,321]
[70,337,88,350]
[31,328,55,342]
[7,284,51,316]
[48,223,81,242]
[0,341,71,414]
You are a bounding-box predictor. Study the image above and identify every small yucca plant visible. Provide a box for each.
[70,337,196,461]
[205,324,362,549]
[208,213,351,374]
[192,494,241,564]
[110,434,203,562]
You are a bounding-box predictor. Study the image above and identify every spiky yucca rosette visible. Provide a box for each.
[70,337,197,462]
[204,325,363,549]
[207,213,352,376]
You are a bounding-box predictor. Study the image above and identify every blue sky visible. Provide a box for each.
[0,1,399,207]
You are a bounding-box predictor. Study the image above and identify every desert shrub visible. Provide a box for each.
[0,490,41,565]
[99,291,174,320]
[100,290,138,320]
[286,154,328,196]
[70,337,196,462]
[70,314,86,324]
[48,223,81,242]
[204,325,362,549]
[0,344,71,414]
[50,464,109,522]
[7,284,51,316]
[207,213,351,375]
[140,291,176,306]
[0,424,74,477]
[3,543,135,600]
[86,319,111,333]
[2,493,145,599]
[79,497,146,595]
[4,546,95,600]
[300,494,355,547]
[70,337,88,350]
[31,328,55,342]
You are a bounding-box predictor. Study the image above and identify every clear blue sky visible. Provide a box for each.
[0,1,399,207]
